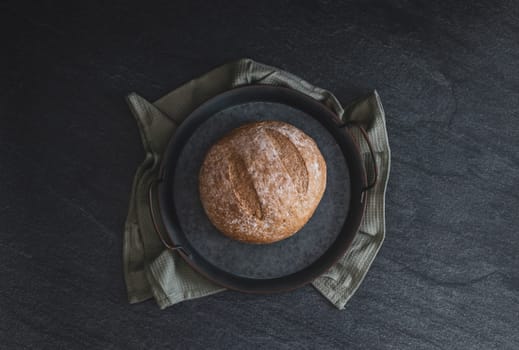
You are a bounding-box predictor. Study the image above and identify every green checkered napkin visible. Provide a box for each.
[123,58,390,309]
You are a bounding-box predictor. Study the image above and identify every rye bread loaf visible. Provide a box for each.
[199,121,327,244]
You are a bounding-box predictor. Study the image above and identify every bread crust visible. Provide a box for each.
[199,121,327,244]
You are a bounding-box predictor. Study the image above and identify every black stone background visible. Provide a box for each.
[1,1,518,349]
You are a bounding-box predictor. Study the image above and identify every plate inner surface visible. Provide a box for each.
[173,102,350,279]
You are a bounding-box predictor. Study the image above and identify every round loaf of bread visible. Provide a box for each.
[198,121,327,244]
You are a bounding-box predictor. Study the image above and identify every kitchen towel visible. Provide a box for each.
[123,58,390,309]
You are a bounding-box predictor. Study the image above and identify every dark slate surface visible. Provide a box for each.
[1,1,518,349]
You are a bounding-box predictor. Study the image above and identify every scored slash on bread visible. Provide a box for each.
[228,152,263,220]
[265,128,309,195]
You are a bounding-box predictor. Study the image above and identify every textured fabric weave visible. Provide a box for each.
[123,58,391,309]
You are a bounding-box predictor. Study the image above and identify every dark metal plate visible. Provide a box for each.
[157,86,366,293]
